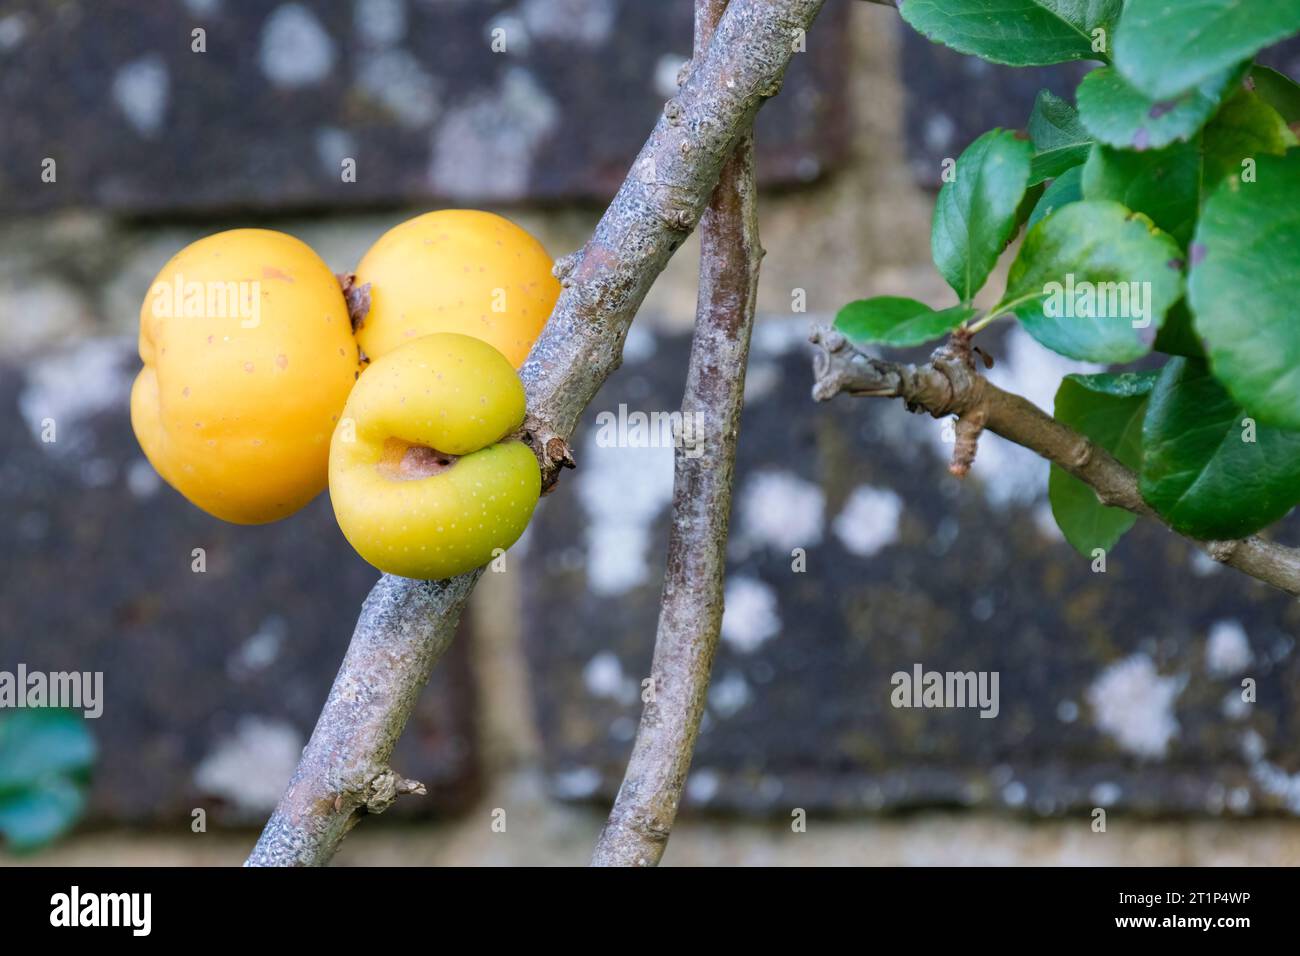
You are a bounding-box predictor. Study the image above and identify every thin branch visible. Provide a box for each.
[245,0,828,867]
[809,327,1300,596]
[591,0,762,868]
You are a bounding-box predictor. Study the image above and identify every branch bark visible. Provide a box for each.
[809,327,1300,596]
[246,0,827,867]
[590,0,761,868]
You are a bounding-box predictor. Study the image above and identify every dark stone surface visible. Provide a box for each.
[522,322,1300,819]
[0,0,848,215]
[902,26,1300,189]
[0,339,478,827]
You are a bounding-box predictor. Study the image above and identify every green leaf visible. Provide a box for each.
[1249,65,1300,127]
[0,709,96,792]
[1027,164,1085,230]
[1189,150,1300,430]
[1115,0,1300,102]
[1077,63,1242,151]
[932,129,1033,303]
[1049,371,1159,555]
[1028,89,1094,185]
[0,780,86,854]
[835,297,975,348]
[1082,140,1202,248]
[901,0,1121,67]
[1001,200,1184,362]
[1140,357,1300,539]
[0,710,95,853]
[1152,300,1206,360]
[1202,87,1297,186]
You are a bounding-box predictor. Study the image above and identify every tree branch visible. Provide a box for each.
[590,0,762,868]
[245,0,828,867]
[809,327,1300,596]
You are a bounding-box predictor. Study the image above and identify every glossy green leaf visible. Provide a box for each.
[1249,65,1300,127]
[1028,89,1094,185]
[1189,150,1300,430]
[0,710,95,852]
[1082,140,1202,247]
[835,297,975,348]
[932,129,1032,303]
[1049,371,1159,555]
[901,0,1121,67]
[1114,0,1300,101]
[1140,358,1300,539]
[1201,88,1297,186]
[1077,63,1242,151]
[1002,200,1184,362]
[1026,164,1084,230]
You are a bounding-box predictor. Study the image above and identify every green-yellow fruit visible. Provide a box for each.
[328,333,541,579]
[353,209,559,368]
[131,228,359,524]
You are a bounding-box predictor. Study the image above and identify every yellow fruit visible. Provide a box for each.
[353,209,560,368]
[131,229,360,524]
[329,333,541,579]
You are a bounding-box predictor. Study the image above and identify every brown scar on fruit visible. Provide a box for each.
[262,266,295,282]
[375,438,459,481]
[337,273,372,333]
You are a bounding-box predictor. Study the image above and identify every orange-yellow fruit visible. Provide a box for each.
[329,333,541,580]
[131,229,359,524]
[353,209,559,368]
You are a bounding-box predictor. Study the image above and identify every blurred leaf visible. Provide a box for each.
[901,0,1120,67]
[1249,65,1300,127]
[932,129,1032,302]
[835,297,975,348]
[1082,140,1201,247]
[1028,90,1093,185]
[1049,372,1158,556]
[0,710,95,853]
[1002,200,1184,362]
[1140,358,1300,539]
[1026,164,1085,230]
[1189,150,1300,430]
[1077,63,1242,151]
[1115,0,1300,101]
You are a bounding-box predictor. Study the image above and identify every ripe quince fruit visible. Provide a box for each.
[329,333,541,579]
[130,229,359,524]
[353,209,560,368]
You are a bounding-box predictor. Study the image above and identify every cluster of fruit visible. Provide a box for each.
[130,210,561,580]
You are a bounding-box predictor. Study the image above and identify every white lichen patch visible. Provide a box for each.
[19,339,136,460]
[112,54,170,138]
[519,0,616,47]
[738,470,825,553]
[833,484,903,557]
[720,576,781,654]
[1205,619,1253,678]
[259,4,336,88]
[429,68,557,198]
[708,671,752,718]
[355,49,441,128]
[1086,653,1185,759]
[194,717,304,814]
[582,651,637,704]
[577,431,675,596]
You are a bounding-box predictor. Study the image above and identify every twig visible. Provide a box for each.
[245,0,828,867]
[809,327,1300,596]
[590,0,762,868]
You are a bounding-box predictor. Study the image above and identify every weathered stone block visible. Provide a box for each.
[522,322,1300,819]
[0,338,478,826]
[0,0,848,214]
